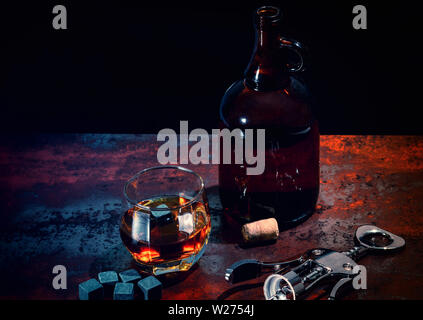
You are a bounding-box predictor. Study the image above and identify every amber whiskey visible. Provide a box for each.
[120,196,211,274]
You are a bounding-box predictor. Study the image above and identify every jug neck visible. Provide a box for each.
[244,6,290,91]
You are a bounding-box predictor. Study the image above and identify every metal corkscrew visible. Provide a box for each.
[224,225,405,300]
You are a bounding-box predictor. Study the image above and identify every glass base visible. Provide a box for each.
[133,237,209,276]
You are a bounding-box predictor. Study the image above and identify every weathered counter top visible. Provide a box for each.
[1,135,422,299]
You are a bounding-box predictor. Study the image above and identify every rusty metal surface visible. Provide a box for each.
[1,134,423,300]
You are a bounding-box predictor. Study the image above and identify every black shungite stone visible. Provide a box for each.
[98,271,118,285]
[78,278,104,300]
[113,282,134,300]
[151,204,174,226]
[137,276,162,300]
[98,271,118,296]
[119,269,142,283]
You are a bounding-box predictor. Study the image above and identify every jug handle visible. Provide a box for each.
[279,36,308,73]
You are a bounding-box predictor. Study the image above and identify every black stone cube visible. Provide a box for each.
[98,271,118,296]
[78,278,104,300]
[137,276,162,300]
[113,282,134,300]
[119,269,142,283]
[151,204,174,226]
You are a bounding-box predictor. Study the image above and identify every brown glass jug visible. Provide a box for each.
[219,6,319,230]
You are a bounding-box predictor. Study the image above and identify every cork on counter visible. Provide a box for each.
[241,218,279,244]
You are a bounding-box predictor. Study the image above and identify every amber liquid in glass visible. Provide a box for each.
[120,196,211,272]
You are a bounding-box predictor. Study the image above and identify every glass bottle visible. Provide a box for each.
[219,6,319,230]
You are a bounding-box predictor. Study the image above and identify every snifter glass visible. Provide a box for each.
[120,166,211,275]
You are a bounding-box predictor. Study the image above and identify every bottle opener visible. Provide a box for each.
[224,225,405,300]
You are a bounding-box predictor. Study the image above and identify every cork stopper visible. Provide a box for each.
[241,218,279,244]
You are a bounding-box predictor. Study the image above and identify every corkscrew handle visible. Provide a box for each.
[279,36,308,73]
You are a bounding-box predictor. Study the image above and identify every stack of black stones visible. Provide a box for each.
[78,269,162,300]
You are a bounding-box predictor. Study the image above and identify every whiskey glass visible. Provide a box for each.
[120,166,211,275]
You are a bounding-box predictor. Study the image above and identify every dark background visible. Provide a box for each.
[1,0,421,134]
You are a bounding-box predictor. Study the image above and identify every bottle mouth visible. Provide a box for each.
[255,6,281,28]
[257,6,280,19]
